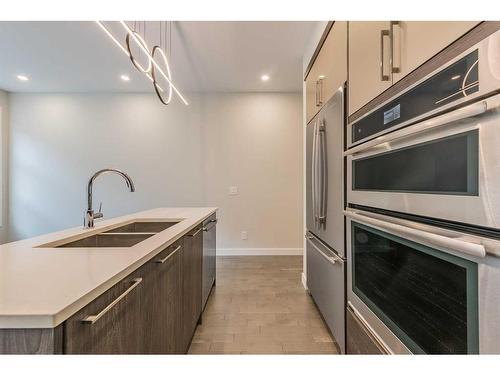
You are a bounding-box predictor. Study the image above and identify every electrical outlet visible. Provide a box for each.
[241,231,248,240]
[229,186,238,195]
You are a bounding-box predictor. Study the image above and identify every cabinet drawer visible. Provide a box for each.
[64,264,149,354]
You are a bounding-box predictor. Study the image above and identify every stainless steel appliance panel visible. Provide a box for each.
[306,233,345,353]
[347,93,500,230]
[306,86,345,256]
[202,214,217,310]
[345,208,500,354]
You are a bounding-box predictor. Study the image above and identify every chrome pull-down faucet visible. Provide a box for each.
[85,168,135,228]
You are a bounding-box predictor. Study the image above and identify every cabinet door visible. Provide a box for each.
[182,226,203,351]
[348,21,392,115]
[146,241,183,354]
[306,22,348,124]
[202,214,217,310]
[315,21,348,107]
[64,266,148,354]
[306,63,321,124]
[392,21,480,83]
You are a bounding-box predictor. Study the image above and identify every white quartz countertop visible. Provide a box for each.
[0,207,217,329]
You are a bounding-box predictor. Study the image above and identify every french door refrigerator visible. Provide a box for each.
[306,86,346,353]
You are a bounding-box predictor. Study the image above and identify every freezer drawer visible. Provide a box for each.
[306,233,345,353]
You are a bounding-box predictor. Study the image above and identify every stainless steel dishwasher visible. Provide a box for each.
[202,214,217,309]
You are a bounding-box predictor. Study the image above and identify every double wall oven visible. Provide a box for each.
[345,28,500,354]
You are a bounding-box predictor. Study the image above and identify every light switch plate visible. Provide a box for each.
[229,186,238,195]
[241,231,248,240]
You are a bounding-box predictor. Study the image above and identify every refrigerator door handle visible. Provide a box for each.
[311,120,318,224]
[318,120,327,224]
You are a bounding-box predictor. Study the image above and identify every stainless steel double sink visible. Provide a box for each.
[52,220,182,248]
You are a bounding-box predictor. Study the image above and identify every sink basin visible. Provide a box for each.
[104,221,181,234]
[37,219,183,248]
[57,233,155,248]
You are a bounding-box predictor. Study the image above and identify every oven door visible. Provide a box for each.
[345,208,500,354]
[347,93,500,231]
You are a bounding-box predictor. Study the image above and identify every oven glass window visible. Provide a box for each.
[353,130,478,195]
[352,222,478,354]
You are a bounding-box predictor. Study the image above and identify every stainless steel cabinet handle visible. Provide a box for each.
[344,210,486,258]
[203,223,216,232]
[317,78,324,107]
[390,21,401,73]
[82,278,143,324]
[188,227,202,237]
[380,29,390,81]
[306,236,344,265]
[315,81,319,107]
[155,245,181,264]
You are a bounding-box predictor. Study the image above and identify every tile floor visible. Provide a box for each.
[188,256,339,354]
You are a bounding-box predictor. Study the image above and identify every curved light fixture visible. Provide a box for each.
[126,31,153,74]
[151,46,173,105]
[95,21,188,106]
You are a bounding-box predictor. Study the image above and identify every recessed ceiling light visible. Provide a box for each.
[261,75,270,81]
[120,74,130,81]
[17,74,29,81]
[451,74,461,80]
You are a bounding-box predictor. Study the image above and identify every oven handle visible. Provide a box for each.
[345,99,488,156]
[344,210,486,258]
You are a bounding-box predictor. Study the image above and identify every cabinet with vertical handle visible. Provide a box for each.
[348,21,480,116]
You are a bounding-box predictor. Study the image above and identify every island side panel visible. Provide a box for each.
[0,325,63,354]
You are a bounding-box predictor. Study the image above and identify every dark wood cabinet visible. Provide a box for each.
[346,306,387,354]
[181,225,203,352]
[145,240,183,354]
[64,264,148,354]
[1,228,207,355]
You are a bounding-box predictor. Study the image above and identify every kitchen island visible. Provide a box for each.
[0,207,217,354]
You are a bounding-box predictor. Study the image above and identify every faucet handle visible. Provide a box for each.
[94,202,104,220]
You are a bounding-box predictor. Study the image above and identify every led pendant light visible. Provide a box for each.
[96,20,188,106]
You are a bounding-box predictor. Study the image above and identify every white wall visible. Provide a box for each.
[201,93,303,253]
[7,92,303,254]
[8,93,204,241]
[0,90,9,243]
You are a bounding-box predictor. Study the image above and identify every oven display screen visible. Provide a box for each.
[383,104,401,125]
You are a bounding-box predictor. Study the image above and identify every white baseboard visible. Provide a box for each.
[301,272,308,290]
[217,248,303,256]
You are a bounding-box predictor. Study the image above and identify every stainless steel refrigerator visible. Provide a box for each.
[306,85,345,353]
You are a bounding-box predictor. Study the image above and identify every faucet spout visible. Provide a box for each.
[86,168,135,228]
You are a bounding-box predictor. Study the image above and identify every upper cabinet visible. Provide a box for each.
[348,21,480,115]
[391,21,480,83]
[348,22,393,116]
[306,21,347,123]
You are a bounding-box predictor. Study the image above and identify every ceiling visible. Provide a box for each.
[0,21,317,94]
